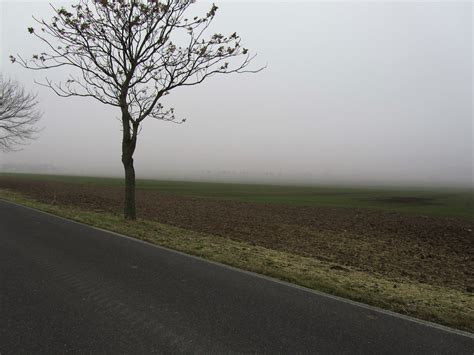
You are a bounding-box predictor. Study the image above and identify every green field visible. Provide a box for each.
[1,172,472,219]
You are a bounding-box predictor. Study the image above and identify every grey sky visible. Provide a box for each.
[0,1,472,187]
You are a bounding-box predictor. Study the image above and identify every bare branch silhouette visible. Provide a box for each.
[0,75,42,152]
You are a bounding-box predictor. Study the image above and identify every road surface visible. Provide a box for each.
[0,199,472,353]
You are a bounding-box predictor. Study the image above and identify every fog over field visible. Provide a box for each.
[0,0,472,187]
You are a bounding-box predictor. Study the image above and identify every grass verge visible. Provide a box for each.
[0,188,472,333]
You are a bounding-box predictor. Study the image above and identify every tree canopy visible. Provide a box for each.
[0,76,42,152]
[11,0,260,124]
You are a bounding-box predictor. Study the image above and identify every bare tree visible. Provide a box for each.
[0,75,42,152]
[11,0,262,220]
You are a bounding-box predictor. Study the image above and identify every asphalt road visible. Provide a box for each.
[0,199,473,354]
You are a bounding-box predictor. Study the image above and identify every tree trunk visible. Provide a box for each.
[121,112,138,220]
[122,152,136,220]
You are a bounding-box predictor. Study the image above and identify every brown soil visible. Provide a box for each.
[1,178,472,292]
[374,196,439,205]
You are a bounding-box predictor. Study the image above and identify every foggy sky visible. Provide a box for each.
[0,1,472,187]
